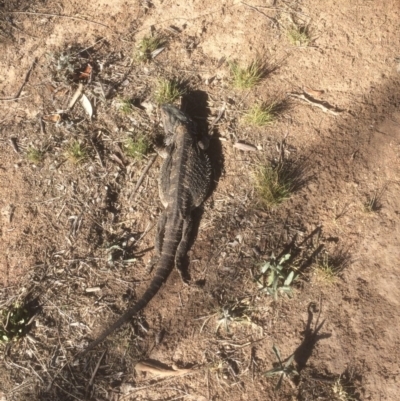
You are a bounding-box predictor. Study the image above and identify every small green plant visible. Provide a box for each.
[136,35,165,62]
[216,298,254,333]
[333,376,356,401]
[314,253,342,284]
[229,59,265,89]
[124,136,150,160]
[255,164,293,208]
[155,79,184,104]
[287,24,311,46]
[245,103,277,126]
[65,140,87,164]
[27,147,45,164]
[255,253,296,299]
[265,345,298,391]
[115,97,133,114]
[0,303,31,343]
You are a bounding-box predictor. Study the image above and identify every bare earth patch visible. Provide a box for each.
[0,0,400,400]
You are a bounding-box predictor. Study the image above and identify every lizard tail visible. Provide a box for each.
[81,224,182,355]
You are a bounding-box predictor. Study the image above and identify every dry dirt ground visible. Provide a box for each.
[1,0,400,400]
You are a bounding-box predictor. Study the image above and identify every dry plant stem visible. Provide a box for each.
[4,11,110,28]
[0,58,37,101]
[129,154,158,200]
[88,350,106,387]
[288,93,341,115]
[241,2,282,27]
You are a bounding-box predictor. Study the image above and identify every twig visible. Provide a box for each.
[208,102,226,135]
[88,350,106,387]
[0,58,36,101]
[241,2,282,28]
[129,154,158,200]
[4,11,110,28]
[288,92,342,115]
[9,137,19,154]
[15,57,37,98]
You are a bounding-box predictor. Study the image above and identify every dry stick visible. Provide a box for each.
[288,93,342,115]
[4,11,110,28]
[0,58,37,101]
[241,2,282,28]
[88,350,106,387]
[129,154,158,200]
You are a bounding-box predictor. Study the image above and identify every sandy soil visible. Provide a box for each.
[0,0,400,400]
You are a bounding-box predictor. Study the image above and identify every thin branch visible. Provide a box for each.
[129,154,158,200]
[4,11,110,28]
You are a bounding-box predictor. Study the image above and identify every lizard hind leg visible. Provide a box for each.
[174,215,193,284]
[146,210,167,273]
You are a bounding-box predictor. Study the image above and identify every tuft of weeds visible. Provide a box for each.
[313,252,344,284]
[264,345,299,391]
[65,140,87,164]
[287,24,311,46]
[115,97,133,114]
[0,303,32,343]
[26,147,45,164]
[245,102,278,126]
[154,79,184,104]
[333,377,356,401]
[254,253,296,299]
[255,163,293,208]
[363,191,382,213]
[124,136,150,160]
[136,35,165,62]
[216,298,255,333]
[229,59,265,89]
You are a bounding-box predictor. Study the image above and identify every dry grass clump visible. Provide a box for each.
[155,79,184,104]
[124,136,150,160]
[245,102,278,126]
[287,24,311,46]
[229,59,266,89]
[255,164,293,208]
[27,147,45,164]
[136,35,165,62]
[65,140,87,164]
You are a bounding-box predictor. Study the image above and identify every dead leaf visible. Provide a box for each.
[42,114,62,123]
[233,142,258,152]
[151,47,165,59]
[135,361,193,377]
[80,94,93,118]
[68,83,83,110]
[79,63,92,80]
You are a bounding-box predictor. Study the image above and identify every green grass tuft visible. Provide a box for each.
[136,35,165,62]
[313,253,342,285]
[65,141,87,164]
[229,59,265,89]
[287,25,311,46]
[245,103,277,126]
[154,79,184,104]
[124,136,150,160]
[255,164,293,208]
[27,147,45,164]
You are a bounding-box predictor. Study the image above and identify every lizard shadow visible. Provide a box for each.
[294,301,332,373]
[177,90,224,283]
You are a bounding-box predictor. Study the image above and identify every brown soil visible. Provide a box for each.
[1,0,400,400]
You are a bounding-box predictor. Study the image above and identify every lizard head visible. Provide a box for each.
[160,104,189,136]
